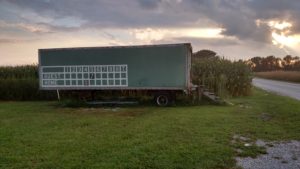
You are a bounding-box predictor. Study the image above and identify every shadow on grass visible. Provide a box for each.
[53,96,226,109]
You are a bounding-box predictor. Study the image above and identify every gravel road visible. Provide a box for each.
[253,78,300,101]
[236,140,300,169]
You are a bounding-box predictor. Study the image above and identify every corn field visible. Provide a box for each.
[0,65,38,79]
[0,56,252,101]
[0,65,56,100]
[192,56,253,97]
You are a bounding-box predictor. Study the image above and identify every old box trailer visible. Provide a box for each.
[38,43,193,106]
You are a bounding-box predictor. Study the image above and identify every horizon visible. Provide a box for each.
[1,0,300,66]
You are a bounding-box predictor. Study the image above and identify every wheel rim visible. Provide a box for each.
[156,95,168,106]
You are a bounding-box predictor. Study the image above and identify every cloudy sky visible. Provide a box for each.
[0,0,300,65]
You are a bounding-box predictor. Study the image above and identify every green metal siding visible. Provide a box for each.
[39,44,190,89]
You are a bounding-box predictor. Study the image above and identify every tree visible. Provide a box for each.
[250,56,263,72]
[193,49,217,60]
[283,55,293,70]
[283,55,293,65]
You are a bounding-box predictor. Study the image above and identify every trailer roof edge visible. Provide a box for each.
[38,43,191,51]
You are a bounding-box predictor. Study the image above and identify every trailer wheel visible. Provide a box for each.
[155,94,169,106]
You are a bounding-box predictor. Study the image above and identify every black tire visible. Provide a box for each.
[155,94,169,106]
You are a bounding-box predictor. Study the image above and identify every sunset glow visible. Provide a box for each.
[131,28,224,42]
[268,20,300,49]
[271,32,300,48]
[268,21,292,30]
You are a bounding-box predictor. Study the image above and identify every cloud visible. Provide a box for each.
[1,0,206,28]
[138,0,162,9]
[0,37,38,44]
[0,20,51,33]
[0,38,19,43]
[1,0,300,53]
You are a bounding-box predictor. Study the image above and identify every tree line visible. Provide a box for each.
[247,55,300,72]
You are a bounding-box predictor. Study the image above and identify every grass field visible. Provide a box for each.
[0,88,299,169]
[255,71,300,83]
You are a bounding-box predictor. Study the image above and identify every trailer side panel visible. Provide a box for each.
[39,44,191,90]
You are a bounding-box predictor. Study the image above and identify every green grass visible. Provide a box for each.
[0,88,299,169]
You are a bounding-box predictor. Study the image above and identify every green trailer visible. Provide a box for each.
[39,43,193,105]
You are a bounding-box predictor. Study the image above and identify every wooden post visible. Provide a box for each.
[56,90,60,101]
[198,85,203,102]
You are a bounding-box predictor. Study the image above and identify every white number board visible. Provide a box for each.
[40,65,128,87]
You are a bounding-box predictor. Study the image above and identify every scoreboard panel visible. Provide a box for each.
[40,65,128,88]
